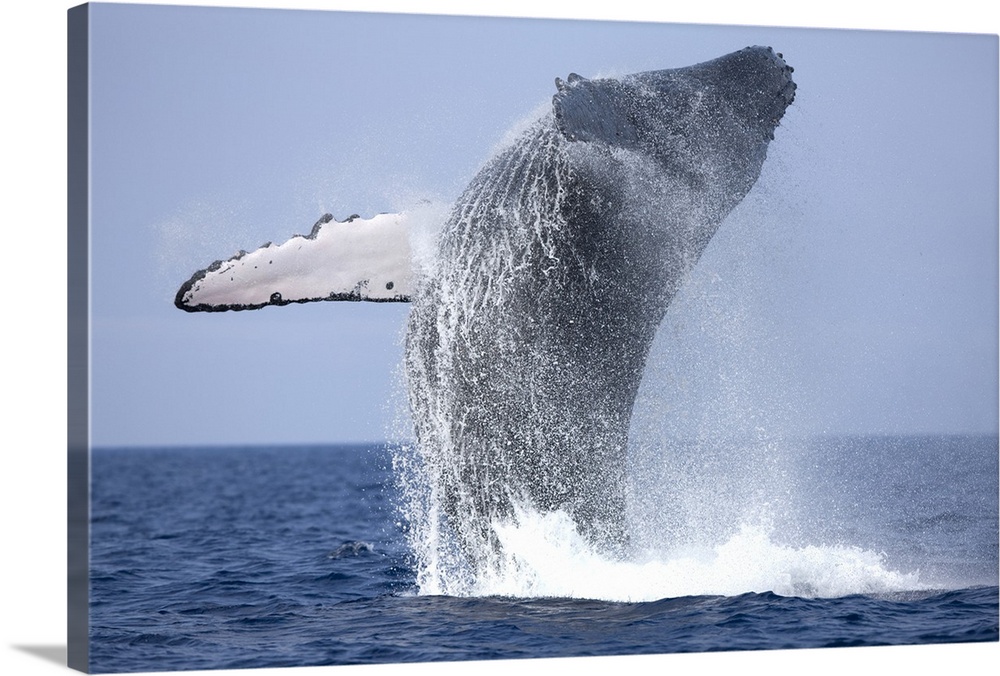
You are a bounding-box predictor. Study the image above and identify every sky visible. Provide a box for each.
[81,2,999,447]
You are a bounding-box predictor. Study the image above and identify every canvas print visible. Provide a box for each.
[68,3,999,673]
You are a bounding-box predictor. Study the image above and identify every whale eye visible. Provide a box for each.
[386,281,394,290]
[270,292,282,303]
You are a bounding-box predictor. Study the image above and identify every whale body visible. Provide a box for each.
[176,46,795,573]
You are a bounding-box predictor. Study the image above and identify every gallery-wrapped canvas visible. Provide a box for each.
[68,2,998,673]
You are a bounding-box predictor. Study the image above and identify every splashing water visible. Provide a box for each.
[484,511,922,600]
[384,51,922,601]
[394,436,926,601]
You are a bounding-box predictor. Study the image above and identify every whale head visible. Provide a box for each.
[553,46,795,207]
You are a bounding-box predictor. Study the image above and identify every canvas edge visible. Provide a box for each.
[67,3,90,673]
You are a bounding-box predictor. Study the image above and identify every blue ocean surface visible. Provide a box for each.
[89,436,998,673]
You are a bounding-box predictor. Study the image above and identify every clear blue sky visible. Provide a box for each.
[85,3,998,447]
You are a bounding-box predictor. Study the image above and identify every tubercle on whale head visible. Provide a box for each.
[555,72,587,92]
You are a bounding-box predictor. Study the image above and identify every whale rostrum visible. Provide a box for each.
[176,46,796,573]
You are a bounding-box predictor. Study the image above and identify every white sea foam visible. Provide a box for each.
[452,506,925,601]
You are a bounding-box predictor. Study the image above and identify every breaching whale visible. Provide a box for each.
[176,46,796,572]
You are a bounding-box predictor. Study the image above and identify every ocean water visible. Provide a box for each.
[89,435,998,673]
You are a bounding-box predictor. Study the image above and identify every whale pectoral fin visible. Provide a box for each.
[175,212,414,312]
[552,76,640,148]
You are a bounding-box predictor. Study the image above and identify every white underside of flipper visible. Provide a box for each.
[176,212,416,311]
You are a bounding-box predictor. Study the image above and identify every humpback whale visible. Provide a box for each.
[177,46,795,573]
